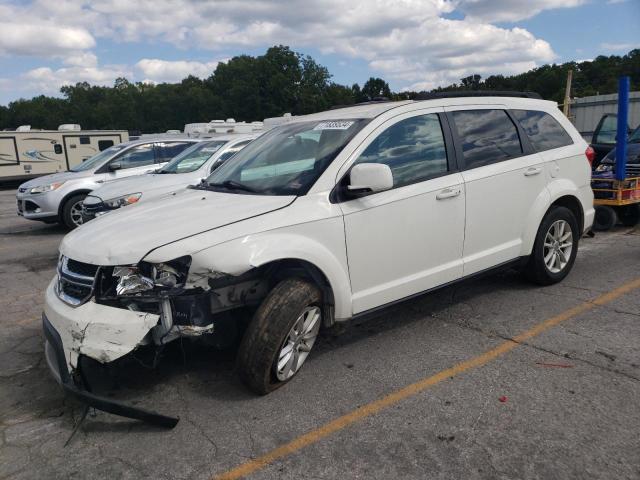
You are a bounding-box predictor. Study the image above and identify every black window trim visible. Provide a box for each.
[510,108,574,153]
[445,108,534,172]
[331,112,458,203]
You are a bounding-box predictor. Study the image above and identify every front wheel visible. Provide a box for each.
[524,206,579,286]
[61,194,86,229]
[237,278,322,394]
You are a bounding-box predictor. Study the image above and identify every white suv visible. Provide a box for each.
[43,94,593,422]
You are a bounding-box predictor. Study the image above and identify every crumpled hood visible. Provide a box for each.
[61,188,296,265]
[19,170,92,189]
[87,173,199,203]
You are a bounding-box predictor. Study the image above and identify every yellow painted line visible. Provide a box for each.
[214,278,640,480]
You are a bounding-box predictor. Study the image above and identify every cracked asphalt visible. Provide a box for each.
[1,186,640,479]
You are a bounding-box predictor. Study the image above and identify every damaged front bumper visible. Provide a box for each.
[43,280,179,427]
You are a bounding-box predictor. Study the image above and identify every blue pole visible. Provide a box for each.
[615,76,630,181]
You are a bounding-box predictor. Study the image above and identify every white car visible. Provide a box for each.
[81,134,257,221]
[43,93,594,423]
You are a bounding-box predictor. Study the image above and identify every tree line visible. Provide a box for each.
[0,46,638,133]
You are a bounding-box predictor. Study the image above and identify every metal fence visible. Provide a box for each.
[569,91,640,141]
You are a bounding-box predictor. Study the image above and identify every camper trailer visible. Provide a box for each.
[0,125,128,182]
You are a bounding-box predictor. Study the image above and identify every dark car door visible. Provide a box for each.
[591,114,630,169]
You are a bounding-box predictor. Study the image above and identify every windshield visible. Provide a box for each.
[204,119,367,195]
[629,126,640,144]
[70,145,124,172]
[159,140,227,173]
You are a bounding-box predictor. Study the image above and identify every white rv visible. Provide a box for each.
[0,125,128,181]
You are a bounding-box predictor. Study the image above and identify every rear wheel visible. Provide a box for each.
[61,194,86,229]
[237,278,322,394]
[524,206,579,285]
[592,205,617,231]
[617,204,640,227]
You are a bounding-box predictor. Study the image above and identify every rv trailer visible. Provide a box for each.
[0,125,128,182]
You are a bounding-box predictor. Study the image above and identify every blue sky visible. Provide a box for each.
[0,0,638,106]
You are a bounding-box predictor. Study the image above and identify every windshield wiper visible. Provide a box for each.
[208,180,257,193]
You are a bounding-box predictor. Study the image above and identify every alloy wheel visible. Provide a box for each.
[543,219,573,274]
[275,306,321,381]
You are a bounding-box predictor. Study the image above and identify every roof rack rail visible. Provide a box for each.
[416,90,542,100]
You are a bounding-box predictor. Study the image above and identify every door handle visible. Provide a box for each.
[524,167,542,176]
[436,188,461,200]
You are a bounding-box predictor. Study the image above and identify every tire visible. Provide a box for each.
[617,204,640,227]
[237,278,322,394]
[592,205,617,231]
[61,194,87,229]
[524,206,579,286]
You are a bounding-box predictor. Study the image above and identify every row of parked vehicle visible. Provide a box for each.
[29,92,596,426]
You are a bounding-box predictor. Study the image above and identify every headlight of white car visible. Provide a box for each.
[29,181,65,194]
[595,163,613,173]
[112,256,191,296]
[104,192,142,208]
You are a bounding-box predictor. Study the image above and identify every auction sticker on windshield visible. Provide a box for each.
[313,121,355,130]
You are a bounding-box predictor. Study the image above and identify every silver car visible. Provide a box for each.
[16,137,198,228]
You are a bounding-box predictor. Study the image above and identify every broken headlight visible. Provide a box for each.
[113,256,191,296]
[104,192,142,209]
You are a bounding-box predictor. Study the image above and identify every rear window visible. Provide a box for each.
[512,110,573,152]
[451,109,523,169]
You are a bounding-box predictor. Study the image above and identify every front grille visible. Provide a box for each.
[56,256,99,306]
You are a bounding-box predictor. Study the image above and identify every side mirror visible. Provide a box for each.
[347,163,393,196]
[109,161,122,171]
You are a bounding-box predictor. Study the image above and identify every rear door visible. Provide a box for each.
[445,106,547,275]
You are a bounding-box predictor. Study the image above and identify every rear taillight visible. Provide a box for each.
[585,146,595,166]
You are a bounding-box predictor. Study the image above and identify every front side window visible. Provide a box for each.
[159,140,227,174]
[116,143,156,169]
[354,114,448,188]
[205,119,367,195]
[452,109,523,169]
[512,110,573,151]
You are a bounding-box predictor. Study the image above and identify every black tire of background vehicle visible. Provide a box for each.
[61,193,87,229]
[236,278,322,394]
[524,206,579,286]
[592,205,617,231]
[617,204,640,227]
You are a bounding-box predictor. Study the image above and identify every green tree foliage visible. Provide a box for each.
[1,48,638,132]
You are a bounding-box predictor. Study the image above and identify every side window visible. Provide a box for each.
[79,136,90,145]
[512,110,573,151]
[98,140,114,151]
[592,114,618,145]
[451,109,523,169]
[354,114,448,188]
[155,142,193,163]
[115,143,156,169]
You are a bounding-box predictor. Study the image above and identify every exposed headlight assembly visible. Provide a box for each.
[113,256,191,296]
[30,181,65,194]
[104,192,142,209]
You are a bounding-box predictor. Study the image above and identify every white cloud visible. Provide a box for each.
[0,0,591,100]
[22,64,131,94]
[135,59,221,83]
[454,0,587,22]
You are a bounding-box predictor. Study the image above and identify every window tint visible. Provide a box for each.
[354,114,448,188]
[155,142,193,162]
[512,110,573,151]
[116,143,156,169]
[452,109,522,169]
[98,140,114,151]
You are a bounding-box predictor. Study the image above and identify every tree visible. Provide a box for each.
[361,77,391,99]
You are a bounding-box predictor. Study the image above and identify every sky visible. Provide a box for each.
[0,0,638,106]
